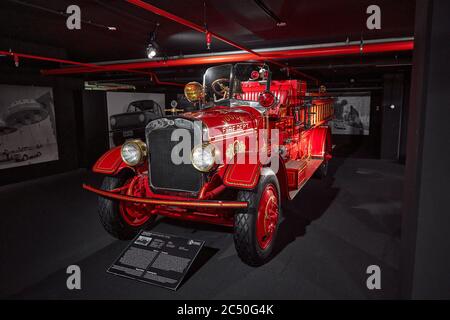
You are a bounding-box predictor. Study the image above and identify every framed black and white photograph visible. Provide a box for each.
[331,96,371,135]
[0,84,59,170]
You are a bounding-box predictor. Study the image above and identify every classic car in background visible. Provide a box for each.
[110,100,164,146]
[12,149,42,162]
[84,63,334,266]
[0,145,43,162]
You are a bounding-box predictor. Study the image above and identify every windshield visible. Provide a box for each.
[127,100,158,113]
[203,64,232,104]
[202,63,269,107]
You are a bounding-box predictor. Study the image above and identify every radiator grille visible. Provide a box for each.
[146,125,202,193]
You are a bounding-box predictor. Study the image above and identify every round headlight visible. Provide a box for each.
[121,139,147,166]
[110,117,117,127]
[191,143,216,172]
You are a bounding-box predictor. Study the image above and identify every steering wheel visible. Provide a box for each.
[211,78,230,99]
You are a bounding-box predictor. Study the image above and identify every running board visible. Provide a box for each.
[288,158,323,200]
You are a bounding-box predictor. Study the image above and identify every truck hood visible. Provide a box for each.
[182,105,261,141]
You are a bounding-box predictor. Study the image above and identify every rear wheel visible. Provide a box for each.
[98,173,156,240]
[315,135,331,179]
[234,171,281,266]
[315,159,329,178]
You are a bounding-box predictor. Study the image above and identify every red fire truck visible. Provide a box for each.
[84,63,334,266]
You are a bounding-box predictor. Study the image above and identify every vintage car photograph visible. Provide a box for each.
[0,0,448,311]
[109,99,164,146]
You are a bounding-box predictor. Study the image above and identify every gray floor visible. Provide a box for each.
[0,157,404,299]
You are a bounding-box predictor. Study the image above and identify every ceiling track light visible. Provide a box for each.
[146,43,157,59]
[146,22,160,59]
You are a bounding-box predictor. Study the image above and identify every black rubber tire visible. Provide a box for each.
[314,159,329,179]
[314,135,331,179]
[233,171,281,266]
[98,173,156,240]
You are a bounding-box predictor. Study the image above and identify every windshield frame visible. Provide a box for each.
[202,64,233,106]
[200,63,271,108]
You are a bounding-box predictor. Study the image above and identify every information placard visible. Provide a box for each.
[107,230,204,290]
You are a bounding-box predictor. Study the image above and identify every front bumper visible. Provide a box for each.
[82,184,248,209]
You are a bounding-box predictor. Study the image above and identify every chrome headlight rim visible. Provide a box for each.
[120,139,147,166]
[191,143,216,172]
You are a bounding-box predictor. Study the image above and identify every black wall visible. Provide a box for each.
[380,73,405,160]
[402,0,450,299]
[0,68,83,185]
[77,91,109,168]
[331,71,412,161]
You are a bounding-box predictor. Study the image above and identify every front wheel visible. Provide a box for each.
[98,173,156,240]
[234,171,281,266]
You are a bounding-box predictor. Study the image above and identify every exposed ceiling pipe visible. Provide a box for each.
[0,50,109,69]
[124,0,316,82]
[254,0,287,27]
[83,36,414,65]
[294,62,412,70]
[41,39,414,76]
[0,49,184,87]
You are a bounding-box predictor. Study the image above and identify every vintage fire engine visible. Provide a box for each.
[83,63,334,266]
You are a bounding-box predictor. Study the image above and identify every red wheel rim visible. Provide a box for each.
[119,177,151,227]
[256,183,279,250]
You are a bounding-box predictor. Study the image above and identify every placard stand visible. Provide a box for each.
[107,230,204,290]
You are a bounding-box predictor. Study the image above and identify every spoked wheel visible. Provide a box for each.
[234,171,281,266]
[315,159,329,178]
[119,177,152,227]
[98,173,156,240]
[256,184,279,250]
[315,134,332,179]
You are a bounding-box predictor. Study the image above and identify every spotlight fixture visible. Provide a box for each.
[146,22,160,59]
[146,43,157,59]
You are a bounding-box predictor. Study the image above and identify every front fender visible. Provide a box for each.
[92,146,130,175]
[223,163,261,189]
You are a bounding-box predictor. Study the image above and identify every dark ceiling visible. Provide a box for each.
[0,0,416,88]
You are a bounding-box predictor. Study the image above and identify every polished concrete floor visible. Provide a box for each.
[0,157,404,299]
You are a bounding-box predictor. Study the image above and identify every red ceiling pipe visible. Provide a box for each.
[42,52,258,75]
[125,0,316,82]
[0,49,184,87]
[42,40,414,76]
[0,50,110,70]
[151,72,184,87]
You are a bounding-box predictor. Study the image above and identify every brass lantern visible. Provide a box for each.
[184,82,204,102]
